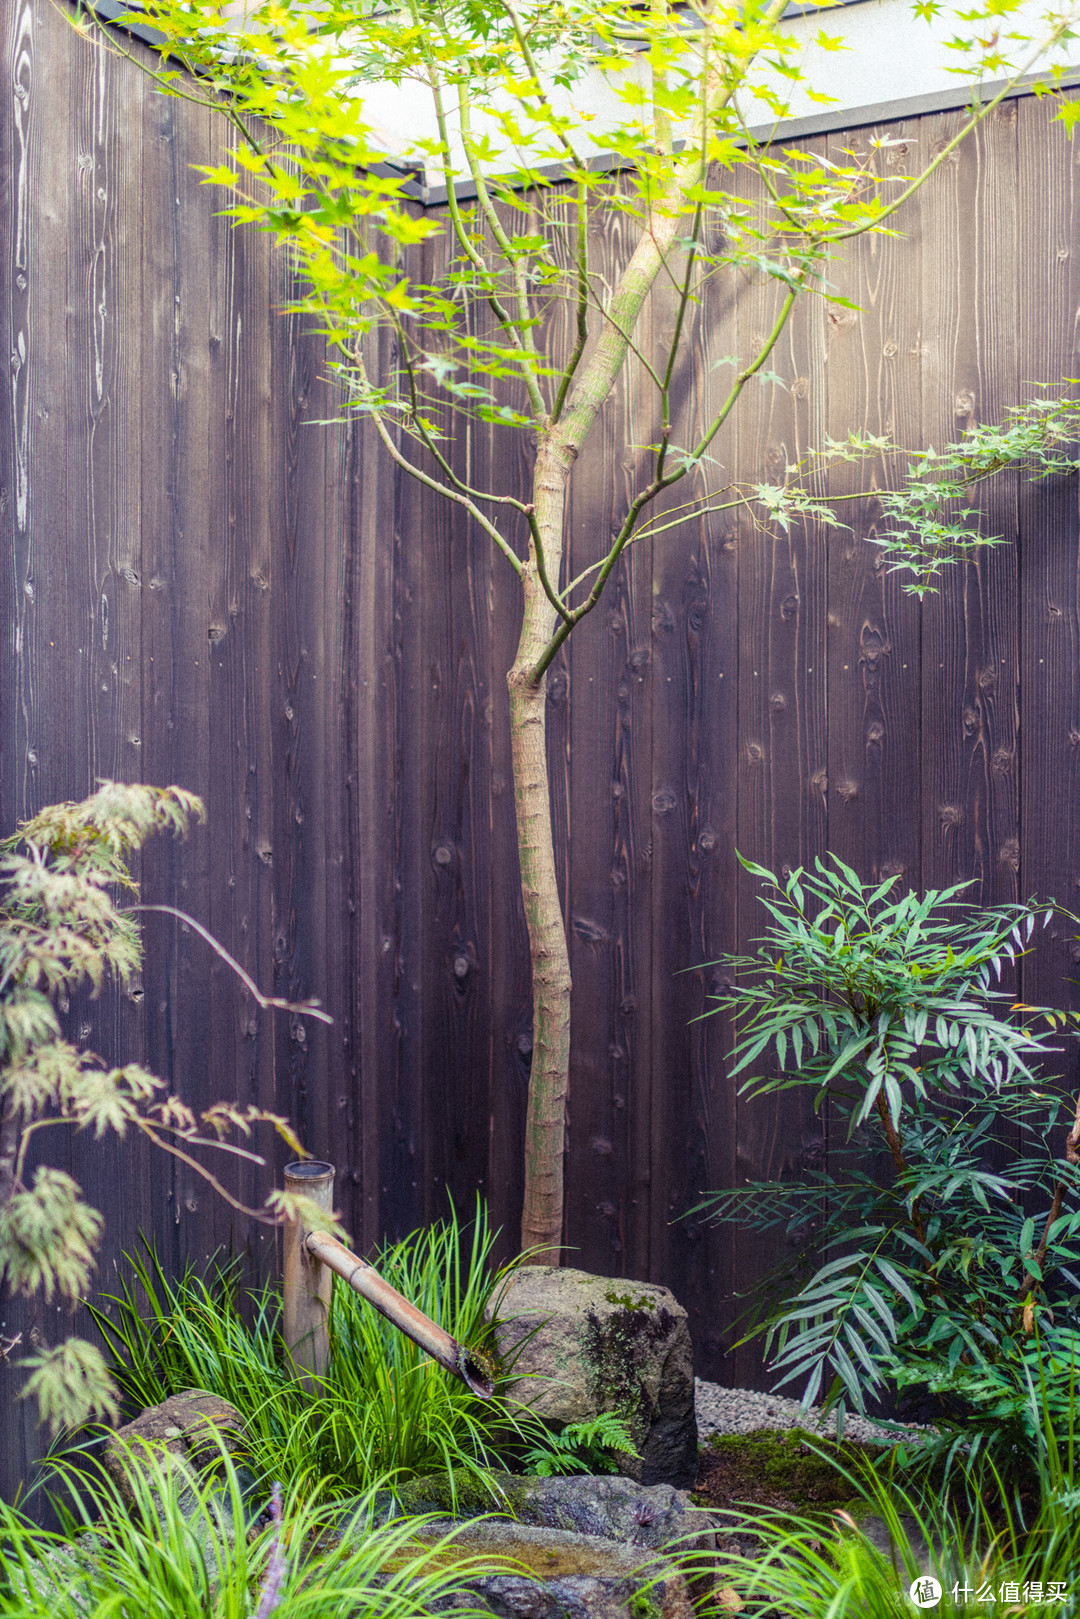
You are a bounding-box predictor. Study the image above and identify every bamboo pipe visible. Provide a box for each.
[282,1160,335,1390]
[304,1228,495,1399]
[281,1161,494,1399]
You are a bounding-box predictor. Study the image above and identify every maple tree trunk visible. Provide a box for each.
[510,205,689,1259]
[511,442,573,1258]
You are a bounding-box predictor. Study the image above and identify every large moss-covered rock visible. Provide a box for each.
[397,1470,715,1556]
[489,1268,697,1487]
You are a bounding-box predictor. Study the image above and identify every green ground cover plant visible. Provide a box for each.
[519,1412,638,1477]
[91,1207,582,1500]
[692,856,1080,1482]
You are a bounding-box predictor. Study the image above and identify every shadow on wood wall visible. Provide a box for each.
[3,0,1080,1501]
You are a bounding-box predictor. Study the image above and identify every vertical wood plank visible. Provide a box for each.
[136,64,216,1269]
[1,0,62,1505]
[420,240,496,1225]
[919,106,1020,906]
[647,222,740,1373]
[824,120,924,892]
[729,154,829,1387]
[1016,97,1080,1033]
[561,194,655,1277]
[353,324,402,1251]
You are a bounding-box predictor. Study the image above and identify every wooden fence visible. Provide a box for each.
[4,0,1080,1498]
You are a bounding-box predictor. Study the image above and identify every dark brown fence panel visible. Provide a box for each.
[0,0,381,1499]
[1016,99,1080,1038]
[6,0,1080,1502]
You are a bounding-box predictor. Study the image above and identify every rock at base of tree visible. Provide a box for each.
[488,1268,698,1488]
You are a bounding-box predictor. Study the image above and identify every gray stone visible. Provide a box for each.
[7,1536,107,1617]
[396,1470,716,1557]
[404,1518,696,1619]
[488,1268,697,1487]
[101,1388,263,1568]
[102,1388,248,1509]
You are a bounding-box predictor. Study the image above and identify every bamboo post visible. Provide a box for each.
[282,1159,335,1388]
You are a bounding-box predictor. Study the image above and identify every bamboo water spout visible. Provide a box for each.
[282,1161,494,1399]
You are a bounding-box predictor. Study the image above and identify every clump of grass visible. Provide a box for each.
[703,1399,1080,1619]
[90,1204,552,1501]
[1,1446,504,1619]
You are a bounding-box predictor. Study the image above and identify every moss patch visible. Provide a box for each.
[603,1292,656,1312]
[692,1428,885,1514]
[581,1305,674,1429]
[396,1468,534,1520]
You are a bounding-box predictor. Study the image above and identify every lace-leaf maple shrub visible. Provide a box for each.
[0,781,331,1435]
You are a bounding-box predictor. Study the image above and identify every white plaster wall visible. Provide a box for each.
[766,0,1080,121]
[349,0,1080,179]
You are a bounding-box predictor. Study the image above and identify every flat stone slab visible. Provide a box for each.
[410,1518,696,1619]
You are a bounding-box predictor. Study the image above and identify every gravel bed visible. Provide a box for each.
[694,1377,932,1448]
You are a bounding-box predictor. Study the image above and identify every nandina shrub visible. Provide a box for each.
[692,855,1080,1480]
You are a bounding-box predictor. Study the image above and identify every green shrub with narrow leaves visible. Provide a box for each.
[692,854,1080,1478]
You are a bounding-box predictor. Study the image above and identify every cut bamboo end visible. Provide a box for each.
[303,1228,494,1399]
[282,1160,335,1390]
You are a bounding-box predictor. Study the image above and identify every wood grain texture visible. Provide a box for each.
[919,106,1021,905]
[823,121,923,891]
[725,154,830,1385]
[1016,95,1080,1030]
[8,0,1080,1498]
[647,231,740,1376]
[562,191,655,1276]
